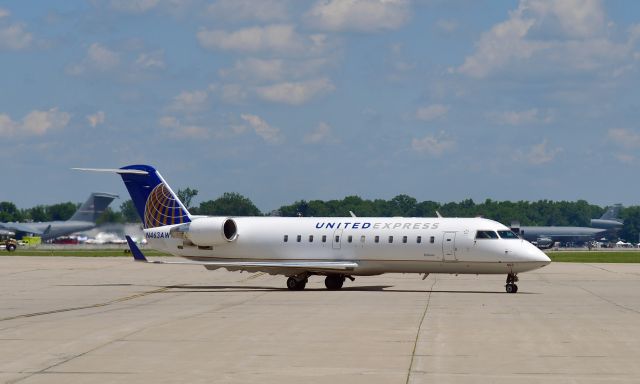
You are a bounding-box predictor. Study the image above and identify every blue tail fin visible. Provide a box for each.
[119,165,191,229]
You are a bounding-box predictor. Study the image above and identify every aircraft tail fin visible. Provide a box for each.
[600,204,622,221]
[69,192,118,222]
[74,165,191,229]
[118,165,191,229]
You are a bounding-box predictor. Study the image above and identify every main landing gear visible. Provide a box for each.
[286,274,354,290]
[324,275,345,290]
[505,273,519,293]
[286,275,308,291]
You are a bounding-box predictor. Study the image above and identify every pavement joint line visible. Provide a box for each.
[577,285,640,314]
[405,276,437,384]
[0,286,172,322]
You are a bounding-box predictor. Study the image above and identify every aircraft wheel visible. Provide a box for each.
[6,244,16,252]
[505,283,517,294]
[324,275,344,290]
[287,277,306,291]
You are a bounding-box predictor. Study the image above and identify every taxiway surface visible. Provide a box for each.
[1,256,639,383]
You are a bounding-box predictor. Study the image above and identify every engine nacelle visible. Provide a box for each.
[174,217,238,246]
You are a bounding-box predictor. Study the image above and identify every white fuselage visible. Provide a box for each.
[143,216,550,276]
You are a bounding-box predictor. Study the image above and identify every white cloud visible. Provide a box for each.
[170,90,208,112]
[67,43,120,75]
[240,114,282,144]
[158,115,209,139]
[306,0,410,32]
[416,104,448,122]
[110,0,159,13]
[0,23,33,50]
[86,111,105,127]
[221,58,285,82]
[207,0,289,22]
[0,108,71,136]
[490,108,553,125]
[255,78,335,105]
[134,50,165,70]
[0,8,10,18]
[411,133,455,156]
[219,84,249,104]
[517,139,562,165]
[197,24,325,55]
[304,122,336,144]
[220,57,329,83]
[455,0,635,78]
[608,128,640,148]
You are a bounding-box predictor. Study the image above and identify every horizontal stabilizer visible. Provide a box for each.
[0,222,43,235]
[73,168,149,175]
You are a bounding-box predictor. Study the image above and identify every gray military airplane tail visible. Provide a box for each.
[591,204,623,229]
[0,192,118,240]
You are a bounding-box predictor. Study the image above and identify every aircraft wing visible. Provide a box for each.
[125,236,358,273]
[0,222,43,235]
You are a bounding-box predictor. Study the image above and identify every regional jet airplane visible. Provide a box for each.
[76,165,551,293]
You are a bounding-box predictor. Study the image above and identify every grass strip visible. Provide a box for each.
[546,251,640,263]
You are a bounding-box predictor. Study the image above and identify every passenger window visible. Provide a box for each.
[297,235,301,242]
[430,236,435,243]
[284,235,288,242]
[388,236,393,243]
[360,235,365,243]
[375,235,379,243]
[335,235,340,243]
[475,230,499,239]
[417,236,422,244]
[402,236,407,243]
[309,235,313,242]
[322,235,327,243]
[348,235,353,243]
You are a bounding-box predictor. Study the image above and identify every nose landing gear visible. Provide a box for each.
[505,273,519,293]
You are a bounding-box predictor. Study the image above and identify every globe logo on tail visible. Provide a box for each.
[144,183,189,228]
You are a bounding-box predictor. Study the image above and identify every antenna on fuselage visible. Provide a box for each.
[349,211,357,218]
[436,211,443,218]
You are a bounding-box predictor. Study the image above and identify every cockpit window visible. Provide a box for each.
[475,230,499,239]
[498,230,519,239]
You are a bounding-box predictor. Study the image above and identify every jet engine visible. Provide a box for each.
[170,217,238,246]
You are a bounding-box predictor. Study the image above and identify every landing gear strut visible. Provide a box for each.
[286,275,308,291]
[505,273,519,293]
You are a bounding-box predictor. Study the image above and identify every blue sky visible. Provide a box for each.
[1,0,640,211]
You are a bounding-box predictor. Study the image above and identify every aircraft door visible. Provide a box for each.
[442,232,457,261]
[332,229,342,249]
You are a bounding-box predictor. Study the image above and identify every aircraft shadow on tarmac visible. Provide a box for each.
[161,285,532,294]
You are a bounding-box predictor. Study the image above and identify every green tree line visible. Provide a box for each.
[2,191,640,242]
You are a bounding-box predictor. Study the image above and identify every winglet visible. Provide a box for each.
[126,236,147,262]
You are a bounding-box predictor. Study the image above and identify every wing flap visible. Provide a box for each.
[144,259,357,272]
[124,236,357,272]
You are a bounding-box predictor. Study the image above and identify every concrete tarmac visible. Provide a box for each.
[0,256,639,383]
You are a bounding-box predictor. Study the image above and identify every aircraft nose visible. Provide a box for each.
[526,242,551,265]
